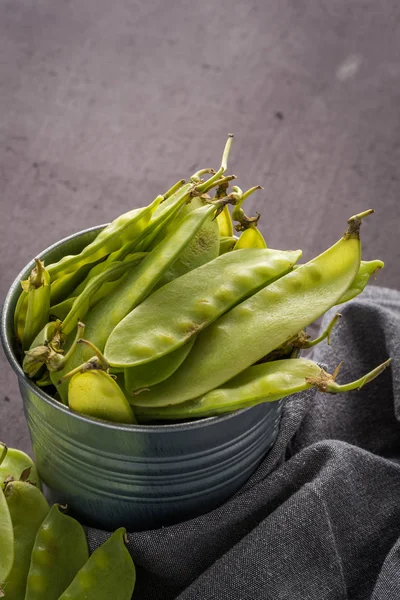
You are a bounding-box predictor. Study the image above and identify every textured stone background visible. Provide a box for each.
[1,0,399,451]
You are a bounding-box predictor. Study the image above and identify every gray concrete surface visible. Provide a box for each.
[1,0,399,452]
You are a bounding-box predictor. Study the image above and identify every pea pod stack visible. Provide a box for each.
[15,136,389,424]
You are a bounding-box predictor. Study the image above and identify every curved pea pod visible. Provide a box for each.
[219,236,237,255]
[125,336,197,394]
[105,247,302,368]
[234,225,267,249]
[50,297,75,320]
[61,254,147,336]
[150,196,221,287]
[25,504,89,600]
[58,527,136,600]
[135,357,391,421]
[336,259,384,304]
[22,320,63,378]
[16,260,51,351]
[216,204,233,237]
[0,443,41,490]
[67,370,136,424]
[3,481,49,600]
[53,201,227,402]
[131,210,372,408]
[46,195,162,281]
[0,487,14,594]
[50,259,104,306]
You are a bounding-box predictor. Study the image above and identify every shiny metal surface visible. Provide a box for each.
[1,227,283,531]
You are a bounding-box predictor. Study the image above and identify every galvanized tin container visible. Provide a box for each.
[1,226,283,531]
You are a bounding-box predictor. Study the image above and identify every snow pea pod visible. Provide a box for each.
[216,204,233,237]
[25,504,89,600]
[53,201,228,402]
[219,236,237,254]
[50,259,104,306]
[0,486,14,595]
[135,357,391,420]
[106,247,302,368]
[337,259,384,304]
[125,336,196,394]
[3,481,49,600]
[234,225,267,249]
[46,195,161,281]
[58,527,136,600]
[16,260,51,350]
[61,253,147,336]
[131,210,371,408]
[0,443,41,490]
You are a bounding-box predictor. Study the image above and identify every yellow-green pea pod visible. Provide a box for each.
[53,201,229,402]
[216,204,233,237]
[50,259,104,306]
[0,486,14,594]
[153,196,220,287]
[337,259,384,304]
[61,254,147,336]
[25,504,89,600]
[234,225,267,250]
[125,336,197,394]
[46,195,162,281]
[15,260,51,351]
[22,321,63,378]
[14,290,29,346]
[3,481,49,600]
[105,247,302,368]
[131,210,372,408]
[58,527,136,600]
[135,357,391,421]
[219,236,237,255]
[0,443,41,490]
[50,297,75,321]
[67,370,136,424]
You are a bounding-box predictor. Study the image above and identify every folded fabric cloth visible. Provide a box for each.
[86,285,400,600]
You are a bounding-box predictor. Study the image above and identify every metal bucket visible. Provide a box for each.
[1,226,283,531]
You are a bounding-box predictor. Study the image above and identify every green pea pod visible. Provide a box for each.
[14,290,29,346]
[219,236,237,255]
[46,195,162,281]
[50,259,104,306]
[58,528,136,600]
[0,487,14,594]
[125,336,197,394]
[50,297,75,321]
[61,254,147,336]
[16,260,51,350]
[53,201,227,402]
[234,226,267,249]
[67,370,136,424]
[135,357,391,420]
[23,321,63,378]
[25,504,89,600]
[152,196,220,287]
[0,443,41,490]
[216,204,233,237]
[336,259,384,304]
[131,210,372,408]
[3,481,49,600]
[106,247,302,368]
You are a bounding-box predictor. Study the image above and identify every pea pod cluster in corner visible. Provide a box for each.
[0,443,136,599]
[13,135,389,425]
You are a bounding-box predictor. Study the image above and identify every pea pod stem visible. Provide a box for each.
[308,358,392,392]
[300,313,342,348]
[163,179,186,199]
[195,134,234,194]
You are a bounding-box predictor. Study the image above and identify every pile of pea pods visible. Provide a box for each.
[15,135,390,425]
[0,442,136,599]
